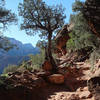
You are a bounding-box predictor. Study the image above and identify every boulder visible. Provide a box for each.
[48,74,64,84]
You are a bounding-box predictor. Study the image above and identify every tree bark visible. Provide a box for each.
[47,32,57,73]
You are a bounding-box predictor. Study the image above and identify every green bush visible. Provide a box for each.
[3,65,18,74]
[67,0,100,70]
[29,48,45,69]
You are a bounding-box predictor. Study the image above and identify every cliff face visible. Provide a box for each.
[83,0,100,38]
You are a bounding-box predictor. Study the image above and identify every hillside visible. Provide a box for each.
[0,38,39,73]
[0,56,99,100]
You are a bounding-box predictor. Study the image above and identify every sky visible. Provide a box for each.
[4,0,85,47]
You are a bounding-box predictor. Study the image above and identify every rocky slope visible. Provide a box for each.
[1,56,100,100]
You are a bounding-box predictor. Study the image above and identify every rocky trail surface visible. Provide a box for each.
[1,57,98,100]
[48,61,94,100]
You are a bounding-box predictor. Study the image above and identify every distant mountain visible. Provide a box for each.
[0,37,40,74]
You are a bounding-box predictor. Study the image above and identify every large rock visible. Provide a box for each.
[48,74,64,84]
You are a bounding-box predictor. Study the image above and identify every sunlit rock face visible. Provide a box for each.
[55,24,73,56]
[83,0,100,37]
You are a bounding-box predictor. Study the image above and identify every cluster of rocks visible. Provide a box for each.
[0,60,82,91]
[0,70,46,89]
[1,57,99,100]
[0,70,65,91]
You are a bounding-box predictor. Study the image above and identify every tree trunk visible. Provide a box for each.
[47,32,57,73]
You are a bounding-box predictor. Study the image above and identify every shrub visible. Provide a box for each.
[3,65,18,74]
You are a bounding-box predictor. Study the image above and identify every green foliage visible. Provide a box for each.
[0,1,17,50]
[19,0,66,70]
[66,32,75,50]
[18,48,45,72]
[67,0,100,51]
[0,76,7,87]
[36,39,56,52]
[0,37,16,51]
[89,47,100,71]
[0,5,17,30]
[18,0,66,37]
[0,75,14,90]
[72,0,84,13]
[29,48,45,70]
[36,40,47,49]
[67,0,100,69]
[67,13,95,51]
[3,65,18,74]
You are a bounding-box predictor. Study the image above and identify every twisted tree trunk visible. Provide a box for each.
[47,32,57,73]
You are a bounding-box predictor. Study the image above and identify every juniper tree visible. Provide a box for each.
[18,0,66,72]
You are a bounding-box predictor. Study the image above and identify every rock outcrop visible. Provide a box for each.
[55,24,73,56]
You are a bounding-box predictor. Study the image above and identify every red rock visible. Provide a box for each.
[42,60,52,71]
[48,74,64,84]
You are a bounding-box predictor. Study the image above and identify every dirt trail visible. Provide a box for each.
[47,62,94,100]
[0,61,95,100]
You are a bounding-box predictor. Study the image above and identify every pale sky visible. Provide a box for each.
[4,0,85,47]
